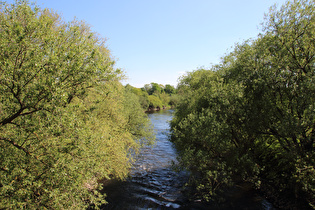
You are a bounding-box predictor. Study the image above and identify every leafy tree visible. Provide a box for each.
[142,82,164,95]
[171,68,245,201]
[148,95,163,109]
[168,94,180,106]
[138,83,178,109]
[171,0,315,207]
[247,0,315,204]
[123,85,154,143]
[125,84,150,110]
[150,82,164,95]
[142,84,151,94]
[0,1,154,208]
[158,92,170,106]
[164,84,176,94]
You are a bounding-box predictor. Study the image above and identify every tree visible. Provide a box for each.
[140,83,178,109]
[164,84,176,94]
[142,82,164,95]
[0,1,154,208]
[171,0,315,207]
[245,0,315,204]
[171,68,243,201]
[123,85,154,142]
[148,95,163,109]
[125,84,150,110]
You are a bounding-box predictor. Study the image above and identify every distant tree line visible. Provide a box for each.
[125,82,179,111]
[170,0,314,208]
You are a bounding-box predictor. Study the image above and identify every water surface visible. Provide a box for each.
[101,109,276,209]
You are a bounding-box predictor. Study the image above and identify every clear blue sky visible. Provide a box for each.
[6,0,287,87]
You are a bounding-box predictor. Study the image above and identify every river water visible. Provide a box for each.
[101,109,276,209]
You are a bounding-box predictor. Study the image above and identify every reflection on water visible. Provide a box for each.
[100,109,276,210]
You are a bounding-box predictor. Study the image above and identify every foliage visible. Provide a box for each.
[164,84,176,94]
[128,82,178,110]
[0,1,154,209]
[171,0,315,207]
[123,85,155,144]
[125,84,150,110]
[148,95,163,109]
[142,82,164,95]
[168,94,180,106]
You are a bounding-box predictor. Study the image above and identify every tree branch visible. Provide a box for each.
[0,107,24,126]
[0,137,48,166]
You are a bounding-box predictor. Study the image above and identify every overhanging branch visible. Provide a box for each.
[0,137,48,166]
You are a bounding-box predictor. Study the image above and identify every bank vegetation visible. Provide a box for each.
[171,0,315,208]
[0,1,154,208]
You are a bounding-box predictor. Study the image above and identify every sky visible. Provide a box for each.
[6,0,288,88]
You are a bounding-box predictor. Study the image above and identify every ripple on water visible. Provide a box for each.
[100,110,276,210]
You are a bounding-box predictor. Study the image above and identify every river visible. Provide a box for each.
[100,109,276,209]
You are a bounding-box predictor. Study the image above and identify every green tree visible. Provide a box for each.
[148,95,163,109]
[150,82,164,95]
[125,84,150,110]
[171,68,244,201]
[164,84,176,94]
[140,83,178,109]
[142,83,151,94]
[123,85,154,142]
[0,1,154,208]
[142,82,164,95]
[171,0,315,207]
[246,0,315,204]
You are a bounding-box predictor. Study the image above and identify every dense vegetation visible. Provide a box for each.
[125,82,178,111]
[0,1,154,209]
[171,0,315,208]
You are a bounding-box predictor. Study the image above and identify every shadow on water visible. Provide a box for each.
[100,109,276,210]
